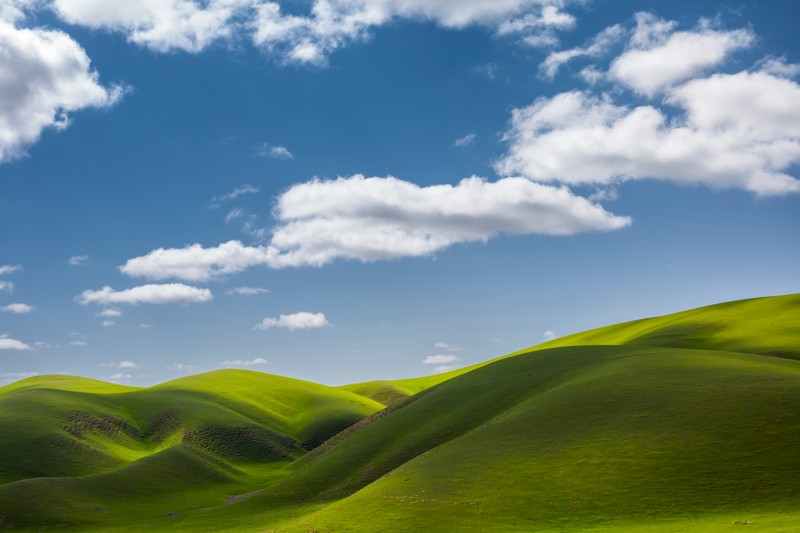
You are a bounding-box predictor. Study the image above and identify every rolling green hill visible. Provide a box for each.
[0,293,798,532]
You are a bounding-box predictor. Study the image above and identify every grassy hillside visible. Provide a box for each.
[0,294,798,532]
[341,293,800,406]
[0,370,383,530]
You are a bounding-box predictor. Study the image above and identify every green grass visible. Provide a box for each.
[0,294,798,532]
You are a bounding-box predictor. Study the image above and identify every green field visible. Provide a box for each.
[1,294,798,531]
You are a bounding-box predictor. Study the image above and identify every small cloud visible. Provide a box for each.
[34,341,51,349]
[254,312,329,330]
[756,56,800,78]
[69,340,87,347]
[1,303,34,314]
[225,207,245,224]
[101,320,116,327]
[68,331,84,337]
[588,187,619,203]
[0,281,13,293]
[453,133,477,147]
[0,265,21,276]
[543,330,558,341]
[0,371,38,379]
[472,63,497,80]
[96,308,122,318]
[423,354,460,365]
[433,342,463,352]
[77,284,213,306]
[226,286,270,296]
[139,323,154,329]
[221,357,268,367]
[0,334,32,351]
[169,362,195,371]
[433,365,456,374]
[210,184,260,206]
[255,143,294,160]
[108,372,133,380]
[118,360,138,368]
[68,255,90,266]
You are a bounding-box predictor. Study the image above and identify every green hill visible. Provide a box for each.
[0,293,798,532]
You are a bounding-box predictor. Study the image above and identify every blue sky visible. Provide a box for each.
[0,0,798,386]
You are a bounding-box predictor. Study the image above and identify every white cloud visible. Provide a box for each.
[99,360,137,368]
[0,371,38,379]
[453,133,476,147]
[1,303,33,314]
[210,184,260,206]
[33,341,51,348]
[495,71,800,196]
[101,320,116,327]
[77,284,213,305]
[609,13,753,96]
[539,23,624,78]
[0,265,21,276]
[254,311,329,330]
[221,357,267,366]
[252,0,580,64]
[139,323,154,328]
[265,175,629,266]
[422,354,459,364]
[108,372,133,380]
[432,365,456,374]
[121,241,273,281]
[0,334,31,350]
[225,207,245,223]
[67,255,89,266]
[256,143,293,159]
[96,308,122,317]
[52,0,254,53]
[0,15,124,163]
[122,175,629,276]
[70,340,87,346]
[0,281,13,292]
[226,286,270,295]
[543,330,557,341]
[757,56,800,79]
[434,342,462,352]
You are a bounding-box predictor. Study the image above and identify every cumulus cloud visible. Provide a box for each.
[495,70,800,196]
[52,0,254,53]
[609,13,754,96]
[252,0,580,64]
[226,286,270,295]
[121,175,629,277]
[453,133,476,147]
[255,143,293,159]
[254,311,329,330]
[757,56,800,79]
[422,354,459,364]
[0,14,124,163]
[0,334,31,350]
[77,284,213,305]
[1,303,34,314]
[221,357,267,366]
[67,255,90,266]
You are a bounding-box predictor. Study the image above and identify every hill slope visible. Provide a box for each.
[0,294,798,532]
[341,293,800,406]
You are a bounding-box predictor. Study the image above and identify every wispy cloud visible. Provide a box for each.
[0,265,21,276]
[423,354,459,365]
[210,184,260,207]
[226,286,270,296]
[96,308,122,318]
[453,133,476,147]
[434,342,463,352]
[221,357,267,367]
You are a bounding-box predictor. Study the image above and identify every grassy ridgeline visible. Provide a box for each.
[0,294,798,531]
